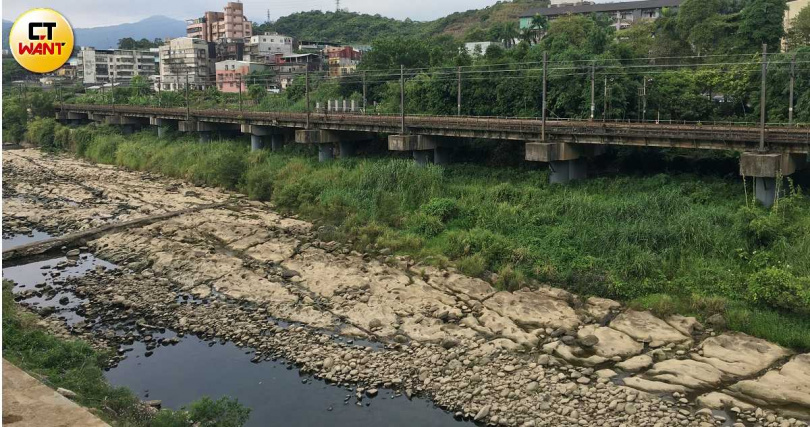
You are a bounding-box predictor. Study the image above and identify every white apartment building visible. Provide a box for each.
[158,37,215,91]
[76,47,158,84]
[244,33,294,63]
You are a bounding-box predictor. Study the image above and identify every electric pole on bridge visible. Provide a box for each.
[457,66,462,117]
[400,64,405,134]
[185,73,190,121]
[237,74,243,112]
[789,54,795,126]
[541,51,547,142]
[362,71,367,115]
[305,67,310,129]
[603,75,607,123]
[759,43,767,152]
[590,63,595,122]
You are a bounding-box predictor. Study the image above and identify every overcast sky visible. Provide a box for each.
[3,0,505,27]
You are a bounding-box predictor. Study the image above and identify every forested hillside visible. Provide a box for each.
[255,0,548,43]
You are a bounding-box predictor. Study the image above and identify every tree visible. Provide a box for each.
[786,6,810,50]
[117,37,160,50]
[738,0,788,52]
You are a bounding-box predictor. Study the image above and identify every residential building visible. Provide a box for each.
[520,0,682,31]
[55,64,78,80]
[244,33,294,63]
[215,60,270,93]
[186,2,253,42]
[215,37,245,61]
[76,47,158,84]
[784,0,810,49]
[276,53,322,89]
[325,46,362,77]
[158,37,215,91]
[464,41,504,56]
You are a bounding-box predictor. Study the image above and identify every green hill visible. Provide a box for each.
[256,0,549,44]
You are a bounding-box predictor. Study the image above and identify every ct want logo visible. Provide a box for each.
[9,9,74,73]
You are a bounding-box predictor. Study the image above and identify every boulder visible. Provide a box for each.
[692,333,791,377]
[726,353,810,419]
[578,324,643,359]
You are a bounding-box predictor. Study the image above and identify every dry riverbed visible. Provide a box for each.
[3,148,809,427]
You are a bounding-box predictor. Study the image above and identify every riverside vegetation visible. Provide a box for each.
[2,282,251,426]
[13,117,810,351]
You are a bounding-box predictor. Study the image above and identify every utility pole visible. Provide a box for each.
[541,51,547,141]
[185,73,190,120]
[238,74,243,112]
[789,54,795,126]
[400,64,405,134]
[362,71,367,114]
[759,43,767,151]
[157,76,161,108]
[111,74,116,114]
[590,63,595,121]
[642,76,647,122]
[305,67,310,129]
[603,75,607,122]
[457,66,462,116]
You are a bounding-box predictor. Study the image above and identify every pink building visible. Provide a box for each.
[187,2,253,42]
[215,60,269,93]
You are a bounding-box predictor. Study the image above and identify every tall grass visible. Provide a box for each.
[57,127,810,349]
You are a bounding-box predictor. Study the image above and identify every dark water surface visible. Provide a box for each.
[2,232,466,427]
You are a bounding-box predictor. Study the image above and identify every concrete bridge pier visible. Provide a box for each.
[740,152,806,207]
[339,141,357,158]
[413,150,433,166]
[270,134,284,151]
[179,120,218,143]
[433,147,452,166]
[241,124,285,152]
[526,142,604,184]
[105,115,142,135]
[296,130,364,162]
[318,144,335,162]
[150,117,174,139]
[389,135,445,167]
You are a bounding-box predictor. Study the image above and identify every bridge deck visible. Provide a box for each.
[60,104,810,154]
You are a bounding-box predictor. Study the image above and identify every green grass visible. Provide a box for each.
[26,122,810,350]
[2,281,252,426]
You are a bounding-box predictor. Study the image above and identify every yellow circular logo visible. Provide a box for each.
[9,9,74,73]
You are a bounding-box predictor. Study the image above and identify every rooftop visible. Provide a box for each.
[521,0,682,17]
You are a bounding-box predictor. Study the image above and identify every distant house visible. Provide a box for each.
[215,60,269,93]
[520,0,682,31]
[464,41,504,55]
[325,46,362,77]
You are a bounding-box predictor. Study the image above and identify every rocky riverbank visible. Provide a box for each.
[3,148,809,427]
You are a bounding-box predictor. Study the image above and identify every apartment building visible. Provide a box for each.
[76,47,158,84]
[187,2,253,42]
[215,60,270,93]
[158,37,215,91]
[244,33,294,63]
[325,46,362,77]
[276,53,322,89]
[520,0,682,30]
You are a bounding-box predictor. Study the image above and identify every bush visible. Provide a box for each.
[25,118,56,150]
[494,264,525,291]
[746,267,810,313]
[457,254,487,278]
[152,397,251,427]
[420,197,459,222]
[244,165,275,201]
[405,212,445,237]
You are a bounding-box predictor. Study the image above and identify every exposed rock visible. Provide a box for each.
[726,353,810,419]
[665,314,703,336]
[615,354,653,372]
[56,388,76,399]
[610,310,691,348]
[692,333,791,377]
[578,325,642,359]
[584,296,621,321]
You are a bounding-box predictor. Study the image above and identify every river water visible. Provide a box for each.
[2,231,467,427]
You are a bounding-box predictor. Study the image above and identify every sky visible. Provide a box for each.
[3,0,503,27]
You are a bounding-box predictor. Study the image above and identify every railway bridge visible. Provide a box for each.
[57,104,809,206]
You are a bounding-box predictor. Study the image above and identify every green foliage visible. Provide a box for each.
[786,6,810,49]
[746,267,810,312]
[117,37,161,49]
[152,397,251,427]
[738,0,789,51]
